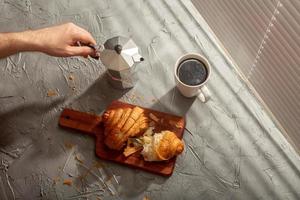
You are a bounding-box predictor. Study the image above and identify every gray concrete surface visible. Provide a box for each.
[0,0,299,199]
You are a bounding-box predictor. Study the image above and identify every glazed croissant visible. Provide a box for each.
[103,107,149,150]
[141,130,184,161]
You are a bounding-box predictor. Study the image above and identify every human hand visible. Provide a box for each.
[33,23,97,57]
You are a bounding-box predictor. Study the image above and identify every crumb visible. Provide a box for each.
[94,161,103,168]
[68,74,75,80]
[47,89,58,97]
[106,176,112,183]
[149,113,159,122]
[53,177,60,184]
[63,179,73,186]
[124,145,143,157]
[75,154,83,163]
[64,141,74,149]
[143,196,150,200]
[169,120,184,129]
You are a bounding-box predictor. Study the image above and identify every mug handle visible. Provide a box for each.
[197,85,211,103]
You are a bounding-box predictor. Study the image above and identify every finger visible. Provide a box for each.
[74,28,97,45]
[67,46,95,57]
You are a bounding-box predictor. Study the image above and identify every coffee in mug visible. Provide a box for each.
[174,53,211,102]
[177,58,208,86]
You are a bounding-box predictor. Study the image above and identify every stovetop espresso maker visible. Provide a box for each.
[89,36,144,89]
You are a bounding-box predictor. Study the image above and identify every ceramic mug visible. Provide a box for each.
[174,53,211,102]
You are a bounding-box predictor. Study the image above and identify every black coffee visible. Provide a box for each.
[177,59,208,86]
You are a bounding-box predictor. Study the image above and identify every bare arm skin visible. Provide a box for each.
[0,23,97,59]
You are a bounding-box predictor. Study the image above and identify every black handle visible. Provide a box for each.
[76,41,100,60]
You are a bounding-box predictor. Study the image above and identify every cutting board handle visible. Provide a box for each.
[59,108,102,136]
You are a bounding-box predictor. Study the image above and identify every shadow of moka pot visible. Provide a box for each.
[97,36,144,89]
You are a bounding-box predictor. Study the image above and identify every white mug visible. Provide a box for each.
[174,53,211,102]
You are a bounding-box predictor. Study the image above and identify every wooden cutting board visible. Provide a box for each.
[59,100,185,176]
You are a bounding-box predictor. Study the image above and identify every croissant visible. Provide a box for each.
[103,107,149,150]
[141,130,184,161]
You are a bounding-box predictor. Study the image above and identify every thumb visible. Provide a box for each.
[67,46,95,57]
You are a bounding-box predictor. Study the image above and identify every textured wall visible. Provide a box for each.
[0,0,299,199]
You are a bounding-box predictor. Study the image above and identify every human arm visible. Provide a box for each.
[0,23,97,59]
